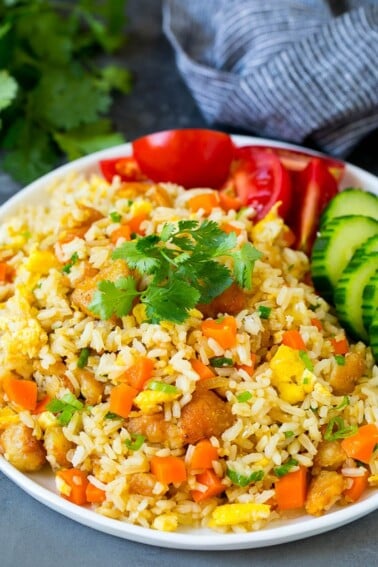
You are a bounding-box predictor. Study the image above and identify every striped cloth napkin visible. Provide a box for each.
[163,0,378,157]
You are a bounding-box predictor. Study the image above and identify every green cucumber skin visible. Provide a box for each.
[362,272,378,332]
[311,215,378,303]
[320,188,378,228]
[334,253,378,342]
[369,312,378,362]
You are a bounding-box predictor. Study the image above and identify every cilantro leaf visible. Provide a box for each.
[88,277,140,320]
[112,240,162,274]
[232,243,262,290]
[98,65,132,94]
[0,70,18,113]
[144,279,200,324]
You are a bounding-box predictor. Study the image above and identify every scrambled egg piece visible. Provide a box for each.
[132,304,147,324]
[0,407,19,428]
[133,390,180,414]
[252,203,283,243]
[24,250,59,274]
[130,200,152,217]
[270,344,315,404]
[209,503,271,527]
[152,514,178,532]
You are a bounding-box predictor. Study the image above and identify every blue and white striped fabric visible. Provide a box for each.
[163,0,378,156]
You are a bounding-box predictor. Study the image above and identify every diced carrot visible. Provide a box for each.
[128,212,148,235]
[187,192,220,216]
[331,337,349,355]
[150,456,187,484]
[188,439,219,471]
[110,224,131,244]
[344,470,369,503]
[119,357,154,390]
[109,383,138,419]
[282,330,306,350]
[190,358,216,380]
[0,262,14,283]
[310,318,323,331]
[201,315,237,350]
[33,394,52,414]
[219,189,242,212]
[221,222,242,235]
[237,354,257,376]
[2,374,38,411]
[191,469,225,502]
[275,466,308,510]
[341,424,378,464]
[281,226,296,247]
[85,482,106,504]
[56,468,88,506]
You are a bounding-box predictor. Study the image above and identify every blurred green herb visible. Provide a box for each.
[0,0,131,184]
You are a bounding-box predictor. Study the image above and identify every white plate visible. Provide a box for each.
[0,135,377,550]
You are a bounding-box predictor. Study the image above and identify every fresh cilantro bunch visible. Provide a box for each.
[0,0,131,184]
[89,219,262,324]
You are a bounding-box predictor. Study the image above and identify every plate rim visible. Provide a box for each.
[0,134,377,550]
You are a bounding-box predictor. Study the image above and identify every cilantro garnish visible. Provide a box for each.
[89,220,261,324]
[226,468,264,487]
[46,392,84,426]
[0,1,131,184]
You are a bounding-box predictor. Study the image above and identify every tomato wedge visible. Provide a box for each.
[99,156,145,183]
[288,157,339,254]
[253,146,345,182]
[224,146,293,220]
[132,129,234,188]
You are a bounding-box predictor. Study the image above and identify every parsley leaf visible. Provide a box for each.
[89,277,140,320]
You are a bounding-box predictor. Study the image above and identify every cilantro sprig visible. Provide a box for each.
[0,0,131,184]
[89,220,262,324]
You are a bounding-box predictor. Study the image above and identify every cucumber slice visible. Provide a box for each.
[362,272,378,332]
[334,253,378,342]
[369,311,378,362]
[320,188,378,228]
[311,215,378,303]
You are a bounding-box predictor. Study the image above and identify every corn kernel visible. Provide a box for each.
[209,503,270,527]
[25,250,59,274]
[0,407,19,428]
[152,514,178,532]
[130,200,153,216]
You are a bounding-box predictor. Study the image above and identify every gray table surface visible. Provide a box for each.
[1,1,377,565]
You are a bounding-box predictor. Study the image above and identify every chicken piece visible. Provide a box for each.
[0,423,46,472]
[198,283,246,318]
[329,352,366,395]
[34,361,76,398]
[313,440,346,471]
[128,472,168,496]
[58,205,103,244]
[74,368,104,405]
[305,470,345,516]
[71,259,130,317]
[43,425,74,470]
[127,413,183,449]
[179,388,234,445]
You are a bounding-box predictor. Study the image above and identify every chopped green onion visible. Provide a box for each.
[257,305,271,319]
[226,468,264,487]
[209,356,233,368]
[77,347,90,369]
[125,433,145,451]
[236,391,253,403]
[336,396,350,410]
[324,416,358,441]
[110,211,122,223]
[284,430,294,438]
[334,354,346,366]
[62,252,79,274]
[105,411,121,420]
[299,350,314,371]
[46,393,84,426]
[147,380,179,394]
[274,458,298,478]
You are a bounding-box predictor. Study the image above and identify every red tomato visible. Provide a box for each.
[132,129,234,188]
[224,146,293,220]
[253,146,345,182]
[288,157,339,254]
[99,156,145,183]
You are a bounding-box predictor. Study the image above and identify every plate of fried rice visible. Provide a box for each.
[0,135,377,550]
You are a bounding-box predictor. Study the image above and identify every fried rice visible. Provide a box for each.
[0,170,377,533]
